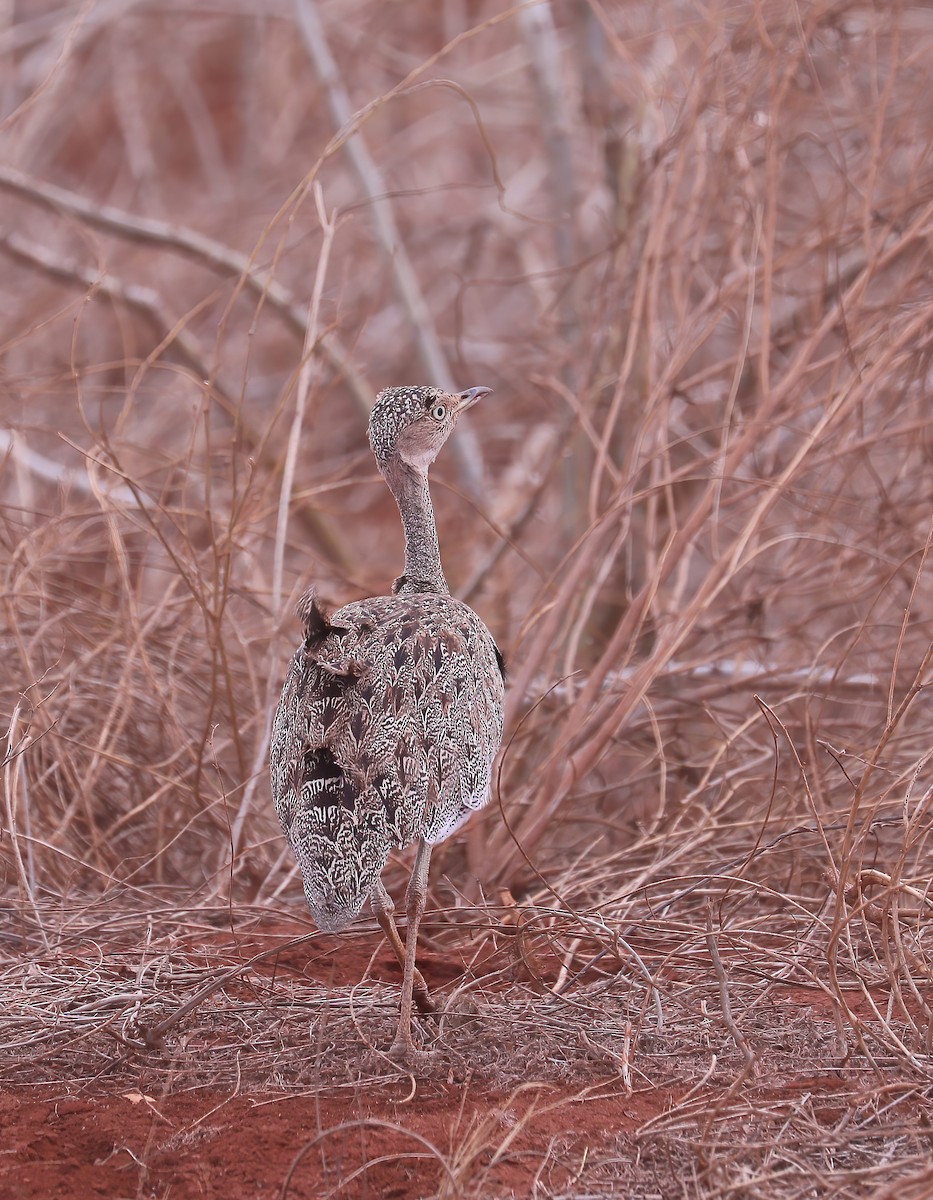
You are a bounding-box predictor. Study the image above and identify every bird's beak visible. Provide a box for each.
[454,385,493,413]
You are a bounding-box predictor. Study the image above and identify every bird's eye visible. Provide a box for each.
[431,404,447,421]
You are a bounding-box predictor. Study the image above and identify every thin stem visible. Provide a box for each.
[272,183,337,618]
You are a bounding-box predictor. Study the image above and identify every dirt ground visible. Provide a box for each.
[1,925,633,1199]
[1,1081,677,1200]
[3,907,931,1200]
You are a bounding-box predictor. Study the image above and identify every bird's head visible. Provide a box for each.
[369,385,492,474]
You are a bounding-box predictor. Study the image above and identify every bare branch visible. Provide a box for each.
[0,163,373,414]
[294,0,484,492]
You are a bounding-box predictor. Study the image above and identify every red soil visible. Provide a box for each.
[0,923,651,1199]
[2,917,921,1198]
[0,1081,675,1200]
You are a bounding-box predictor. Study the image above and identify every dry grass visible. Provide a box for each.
[2,1,933,1196]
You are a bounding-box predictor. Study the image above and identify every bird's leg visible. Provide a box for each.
[389,837,434,1063]
[371,877,436,1015]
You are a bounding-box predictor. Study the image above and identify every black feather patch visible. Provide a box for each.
[303,746,341,781]
[298,747,358,815]
[493,642,507,680]
[291,746,340,805]
[296,589,348,650]
[374,775,397,824]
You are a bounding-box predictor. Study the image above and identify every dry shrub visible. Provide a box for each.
[2,1,932,1195]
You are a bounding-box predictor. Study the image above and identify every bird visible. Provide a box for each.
[270,384,505,1064]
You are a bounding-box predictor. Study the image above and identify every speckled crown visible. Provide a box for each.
[369,386,444,465]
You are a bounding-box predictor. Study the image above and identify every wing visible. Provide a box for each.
[270,595,388,931]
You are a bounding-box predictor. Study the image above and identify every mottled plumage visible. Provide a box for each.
[270,384,504,1062]
[271,591,503,929]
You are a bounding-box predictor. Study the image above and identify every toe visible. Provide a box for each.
[388,1038,435,1072]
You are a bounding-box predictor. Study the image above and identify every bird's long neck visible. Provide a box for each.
[381,458,449,594]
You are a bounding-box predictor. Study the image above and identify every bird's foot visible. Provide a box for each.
[387,1037,437,1074]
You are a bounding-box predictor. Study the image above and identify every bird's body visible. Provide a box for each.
[270,384,504,1062]
[271,590,503,930]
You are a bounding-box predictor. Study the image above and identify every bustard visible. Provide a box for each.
[270,384,505,1063]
